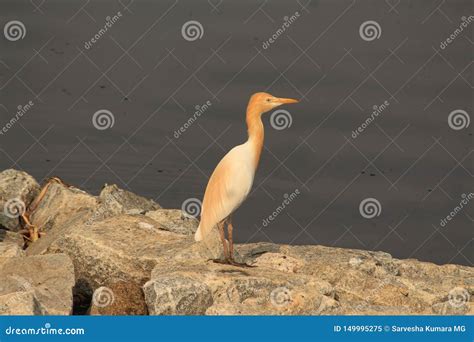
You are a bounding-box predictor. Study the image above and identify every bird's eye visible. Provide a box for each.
[266,98,271,102]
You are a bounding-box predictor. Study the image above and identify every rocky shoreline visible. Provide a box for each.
[0,169,472,315]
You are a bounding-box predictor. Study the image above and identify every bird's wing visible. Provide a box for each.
[195,144,254,241]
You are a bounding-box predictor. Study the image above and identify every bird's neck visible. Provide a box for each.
[246,106,264,169]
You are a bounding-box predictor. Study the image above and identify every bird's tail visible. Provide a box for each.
[194,224,203,241]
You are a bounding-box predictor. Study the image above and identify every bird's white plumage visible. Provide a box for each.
[195,141,256,241]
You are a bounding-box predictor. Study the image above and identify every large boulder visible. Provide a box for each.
[0,169,40,231]
[143,275,213,315]
[143,243,473,315]
[42,215,194,287]
[29,182,97,233]
[27,182,164,255]
[0,254,75,315]
[30,214,202,311]
[25,182,98,255]
[144,256,335,315]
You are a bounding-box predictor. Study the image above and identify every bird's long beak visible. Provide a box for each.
[277,97,299,104]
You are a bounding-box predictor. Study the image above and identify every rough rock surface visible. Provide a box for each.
[0,229,24,261]
[26,182,165,256]
[145,209,198,235]
[143,244,473,315]
[89,282,148,315]
[0,254,75,315]
[99,184,161,216]
[42,215,195,287]
[0,291,43,315]
[0,169,40,230]
[0,170,472,316]
[30,182,97,234]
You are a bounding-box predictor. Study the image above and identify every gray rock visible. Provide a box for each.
[29,182,97,233]
[99,184,161,216]
[143,275,213,315]
[145,260,332,315]
[0,291,45,315]
[0,229,24,260]
[145,209,198,235]
[0,169,40,231]
[0,254,75,315]
[25,181,98,255]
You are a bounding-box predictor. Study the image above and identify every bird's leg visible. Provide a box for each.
[218,220,229,261]
[227,216,234,261]
[225,216,255,268]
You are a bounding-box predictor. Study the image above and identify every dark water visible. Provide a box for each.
[0,0,472,265]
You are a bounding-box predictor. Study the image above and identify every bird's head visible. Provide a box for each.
[248,92,299,114]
